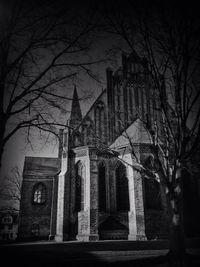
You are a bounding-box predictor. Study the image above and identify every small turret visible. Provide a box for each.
[69,85,82,130]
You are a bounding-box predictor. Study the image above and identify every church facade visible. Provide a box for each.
[18,53,169,241]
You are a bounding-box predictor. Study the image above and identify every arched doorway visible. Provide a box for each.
[116,162,130,211]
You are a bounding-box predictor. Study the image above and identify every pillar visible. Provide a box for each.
[88,148,99,240]
[118,152,146,240]
[133,169,146,240]
[127,164,137,240]
[55,129,69,241]
[75,147,99,241]
[49,176,58,240]
[76,147,90,241]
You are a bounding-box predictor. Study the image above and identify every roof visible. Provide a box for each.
[110,118,153,150]
[23,157,60,176]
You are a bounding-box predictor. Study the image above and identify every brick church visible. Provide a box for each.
[19,52,196,242]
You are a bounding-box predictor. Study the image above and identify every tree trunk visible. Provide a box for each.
[0,137,5,174]
[0,117,6,175]
[169,212,185,258]
[167,171,186,259]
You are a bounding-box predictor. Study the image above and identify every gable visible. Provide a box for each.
[110,118,152,149]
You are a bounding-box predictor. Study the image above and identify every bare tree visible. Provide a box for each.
[103,0,200,260]
[0,0,104,172]
[0,166,22,210]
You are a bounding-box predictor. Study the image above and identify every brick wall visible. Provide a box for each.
[19,178,53,240]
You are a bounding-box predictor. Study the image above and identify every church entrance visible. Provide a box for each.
[98,215,129,240]
[98,161,130,240]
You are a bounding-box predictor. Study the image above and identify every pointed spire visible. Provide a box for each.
[69,85,82,129]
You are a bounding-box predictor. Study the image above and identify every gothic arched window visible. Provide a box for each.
[75,161,85,212]
[74,131,82,147]
[131,83,136,118]
[116,162,130,211]
[87,125,93,145]
[82,124,87,145]
[82,117,94,145]
[98,162,106,212]
[117,83,121,112]
[126,84,134,122]
[95,106,101,137]
[129,86,133,115]
[33,183,46,204]
[135,85,139,107]
[95,102,106,140]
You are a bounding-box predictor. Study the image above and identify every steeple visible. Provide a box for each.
[69,85,82,129]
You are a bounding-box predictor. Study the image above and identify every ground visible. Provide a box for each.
[1,239,200,267]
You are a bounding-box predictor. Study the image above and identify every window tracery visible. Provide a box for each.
[33,183,46,204]
[95,102,106,141]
